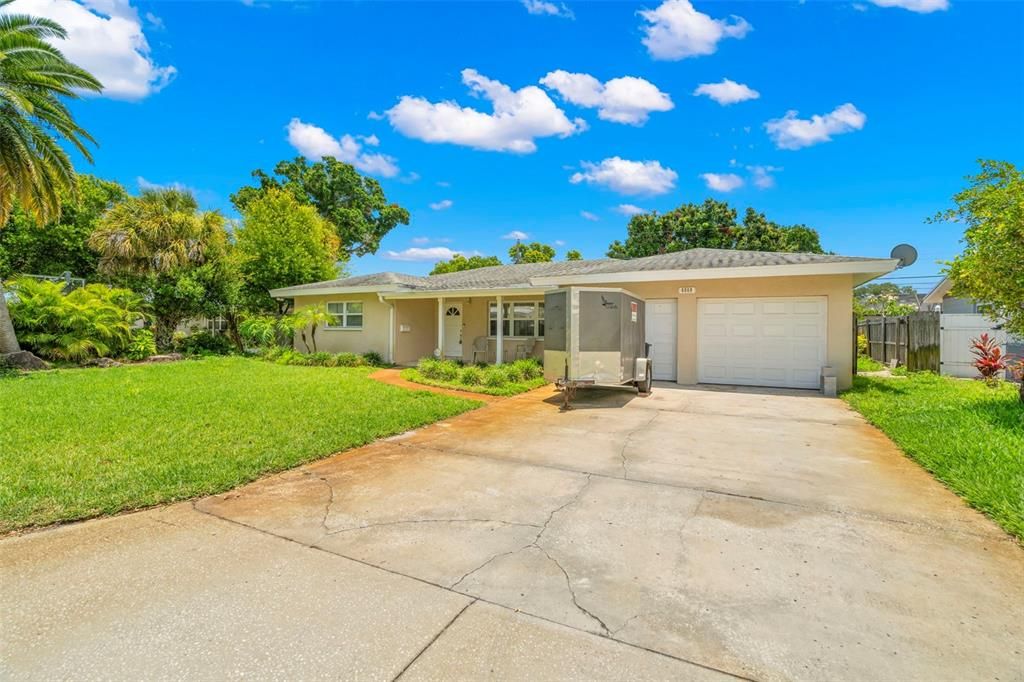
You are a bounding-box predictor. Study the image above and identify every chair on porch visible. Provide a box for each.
[471,336,488,363]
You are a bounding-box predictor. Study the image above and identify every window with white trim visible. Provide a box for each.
[489,301,544,338]
[326,301,363,329]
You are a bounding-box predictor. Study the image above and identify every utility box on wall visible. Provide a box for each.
[543,287,649,389]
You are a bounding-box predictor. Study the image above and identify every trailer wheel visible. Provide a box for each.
[640,363,653,394]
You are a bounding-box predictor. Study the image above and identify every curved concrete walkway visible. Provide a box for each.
[3,382,1021,680]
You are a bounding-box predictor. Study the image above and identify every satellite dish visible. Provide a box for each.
[890,243,918,268]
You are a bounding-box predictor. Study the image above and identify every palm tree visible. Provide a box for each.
[89,189,227,349]
[0,0,102,357]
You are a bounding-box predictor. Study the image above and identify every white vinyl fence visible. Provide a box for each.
[940,314,1006,378]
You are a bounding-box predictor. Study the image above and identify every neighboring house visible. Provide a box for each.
[270,248,898,391]
[921,276,1023,363]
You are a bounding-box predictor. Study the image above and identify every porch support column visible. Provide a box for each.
[496,295,504,365]
[436,297,444,358]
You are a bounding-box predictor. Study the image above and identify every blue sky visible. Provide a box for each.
[12,0,1024,289]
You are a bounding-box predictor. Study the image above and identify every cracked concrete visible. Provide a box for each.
[4,381,1023,680]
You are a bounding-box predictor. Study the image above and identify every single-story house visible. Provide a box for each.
[270,248,898,391]
[921,276,1023,361]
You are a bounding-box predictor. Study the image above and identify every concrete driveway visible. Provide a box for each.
[3,383,1022,681]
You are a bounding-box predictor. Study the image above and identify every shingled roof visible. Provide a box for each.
[272,248,892,296]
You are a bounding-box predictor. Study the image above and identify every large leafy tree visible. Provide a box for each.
[508,241,556,264]
[231,156,410,257]
[935,160,1023,336]
[234,187,341,312]
[853,283,919,317]
[0,1,102,358]
[0,175,126,280]
[89,189,231,350]
[430,253,502,275]
[606,199,824,258]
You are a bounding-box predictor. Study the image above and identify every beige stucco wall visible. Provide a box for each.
[394,299,436,366]
[291,293,390,356]
[581,274,856,390]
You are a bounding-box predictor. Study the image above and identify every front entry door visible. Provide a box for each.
[443,304,463,358]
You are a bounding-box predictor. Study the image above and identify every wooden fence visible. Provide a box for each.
[857,312,941,372]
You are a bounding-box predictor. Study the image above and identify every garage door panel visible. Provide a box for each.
[699,297,827,390]
[645,299,677,381]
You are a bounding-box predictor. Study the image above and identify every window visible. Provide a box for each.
[326,301,364,329]
[205,317,228,334]
[490,301,544,338]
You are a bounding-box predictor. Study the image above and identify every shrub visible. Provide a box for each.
[511,358,543,380]
[857,333,868,356]
[417,357,460,381]
[362,351,384,367]
[239,315,281,347]
[501,363,525,382]
[459,365,484,385]
[126,328,157,360]
[7,278,148,361]
[333,353,365,367]
[970,333,1007,385]
[175,331,233,356]
[483,367,508,387]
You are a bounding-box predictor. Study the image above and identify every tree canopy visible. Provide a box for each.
[89,189,231,349]
[936,160,1024,336]
[606,200,825,258]
[853,283,919,317]
[234,188,341,312]
[566,249,582,261]
[230,156,410,258]
[0,175,126,280]
[508,241,556,264]
[430,254,502,275]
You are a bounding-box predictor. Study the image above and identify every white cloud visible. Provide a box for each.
[383,247,464,262]
[764,103,867,150]
[570,157,678,196]
[436,181,451,188]
[386,68,586,153]
[540,70,673,125]
[136,176,192,193]
[700,173,744,192]
[747,165,781,189]
[693,79,760,105]
[429,199,454,211]
[580,210,600,221]
[3,0,176,100]
[502,230,529,240]
[411,236,431,245]
[869,0,948,12]
[367,110,386,121]
[614,203,648,216]
[639,0,751,60]
[286,118,400,177]
[521,0,574,18]
[360,134,380,147]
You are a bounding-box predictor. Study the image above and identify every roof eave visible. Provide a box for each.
[269,284,406,298]
[530,259,900,287]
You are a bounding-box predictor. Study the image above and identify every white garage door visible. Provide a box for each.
[698,297,827,389]
[645,299,677,381]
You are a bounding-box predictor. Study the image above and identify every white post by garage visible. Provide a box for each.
[436,297,444,358]
[495,294,504,365]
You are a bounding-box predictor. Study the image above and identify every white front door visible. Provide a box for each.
[645,299,678,381]
[443,304,463,358]
[698,297,827,389]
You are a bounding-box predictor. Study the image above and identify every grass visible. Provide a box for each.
[0,357,481,532]
[857,355,885,372]
[401,368,548,396]
[842,372,1024,540]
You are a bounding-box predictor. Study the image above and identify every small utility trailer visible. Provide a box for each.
[543,287,652,407]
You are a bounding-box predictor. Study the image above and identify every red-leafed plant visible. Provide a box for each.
[970,333,1007,385]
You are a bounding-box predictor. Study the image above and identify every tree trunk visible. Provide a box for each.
[224,311,245,353]
[0,282,21,354]
[154,315,181,352]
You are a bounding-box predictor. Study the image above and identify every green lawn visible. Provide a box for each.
[842,373,1024,540]
[856,355,885,372]
[0,357,481,532]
